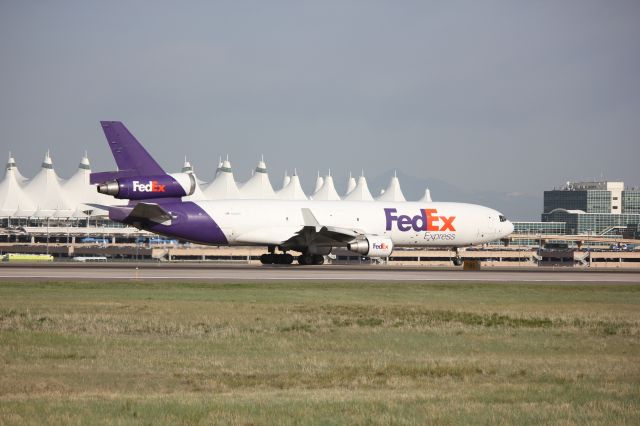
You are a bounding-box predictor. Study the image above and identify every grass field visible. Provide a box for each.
[0,280,639,425]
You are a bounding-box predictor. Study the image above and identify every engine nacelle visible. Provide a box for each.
[97,173,196,200]
[347,236,394,257]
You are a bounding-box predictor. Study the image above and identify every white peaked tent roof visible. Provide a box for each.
[7,154,29,186]
[239,159,276,199]
[312,173,324,195]
[419,188,432,203]
[376,173,406,202]
[24,152,74,217]
[312,173,341,201]
[0,156,36,216]
[345,173,357,196]
[281,171,291,190]
[344,175,374,201]
[181,158,208,201]
[214,157,223,178]
[181,158,206,184]
[62,154,113,217]
[276,170,307,200]
[202,159,240,199]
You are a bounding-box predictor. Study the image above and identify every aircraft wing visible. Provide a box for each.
[280,208,364,251]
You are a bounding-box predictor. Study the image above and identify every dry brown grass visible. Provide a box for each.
[0,280,639,425]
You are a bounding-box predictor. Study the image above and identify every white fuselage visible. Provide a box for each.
[193,199,514,248]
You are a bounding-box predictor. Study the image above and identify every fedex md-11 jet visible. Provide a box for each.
[90,122,514,265]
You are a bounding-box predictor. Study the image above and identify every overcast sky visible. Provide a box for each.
[1,1,639,198]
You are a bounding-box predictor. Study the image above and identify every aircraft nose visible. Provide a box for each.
[506,220,514,235]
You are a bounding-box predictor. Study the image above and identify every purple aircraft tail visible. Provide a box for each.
[90,121,165,184]
[88,121,228,245]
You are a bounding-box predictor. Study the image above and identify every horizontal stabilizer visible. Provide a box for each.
[85,202,171,224]
[84,203,112,212]
[129,202,172,224]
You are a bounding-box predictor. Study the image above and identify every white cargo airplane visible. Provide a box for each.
[91,122,514,265]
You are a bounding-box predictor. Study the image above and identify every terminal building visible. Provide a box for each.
[541,181,640,238]
[0,152,638,266]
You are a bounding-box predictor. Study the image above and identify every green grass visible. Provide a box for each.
[1,281,639,425]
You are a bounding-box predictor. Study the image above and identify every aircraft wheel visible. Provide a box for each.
[312,255,325,265]
[260,254,274,265]
[282,253,294,265]
[298,254,314,265]
[452,257,463,266]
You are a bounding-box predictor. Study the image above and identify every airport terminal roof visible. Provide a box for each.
[0,156,36,217]
[311,173,341,201]
[343,175,374,201]
[276,171,307,201]
[345,173,357,196]
[239,159,276,199]
[0,152,422,218]
[202,159,241,200]
[419,188,433,203]
[23,152,74,218]
[312,173,324,196]
[376,173,407,202]
[62,155,112,217]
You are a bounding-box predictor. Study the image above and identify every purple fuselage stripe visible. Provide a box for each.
[148,201,227,245]
[113,201,227,245]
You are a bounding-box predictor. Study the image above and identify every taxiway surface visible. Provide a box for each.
[0,263,638,283]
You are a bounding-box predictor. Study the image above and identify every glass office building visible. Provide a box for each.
[543,181,623,214]
[623,190,640,214]
[540,181,640,237]
[493,181,640,246]
[514,222,565,235]
[542,210,640,236]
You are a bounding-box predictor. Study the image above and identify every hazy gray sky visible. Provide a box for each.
[1,1,639,198]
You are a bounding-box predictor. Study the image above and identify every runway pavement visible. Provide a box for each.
[0,263,638,283]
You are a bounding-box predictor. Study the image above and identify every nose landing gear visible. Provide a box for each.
[452,248,463,266]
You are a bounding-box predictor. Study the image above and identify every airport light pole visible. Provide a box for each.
[46,217,49,256]
[538,233,542,267]
[587,228,592,267]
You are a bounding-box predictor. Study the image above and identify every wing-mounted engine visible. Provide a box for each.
[96,173,196,200]
[348,236,394,257]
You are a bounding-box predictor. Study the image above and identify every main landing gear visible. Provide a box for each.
[259,253,294,265]
[259,252,325,265]
[297,254,325,265]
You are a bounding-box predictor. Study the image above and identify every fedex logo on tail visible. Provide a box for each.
[132,180,166,193]
[385,208,456,232]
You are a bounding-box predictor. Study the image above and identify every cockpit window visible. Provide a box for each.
[499,215,507,222]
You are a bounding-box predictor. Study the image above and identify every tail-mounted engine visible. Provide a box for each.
[97,173,196,200]
[347,236,394,257]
